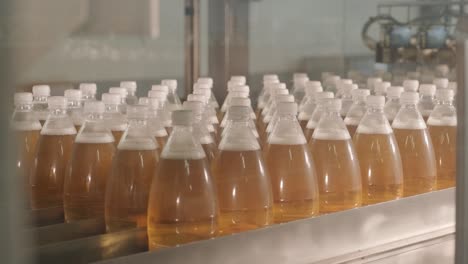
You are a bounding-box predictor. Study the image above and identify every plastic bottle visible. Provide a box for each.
[258,83,288,134]
[64,101,115,222]
[304,92,334,141]
[183,101,218,164]
[374,81,391,97]
[32,85,51,126]
[193,86,224,132]
[256,75,280,118]
[64,89,84,131]
[418,84,436,122]
[161,79,183,120]
[11,92,42,203]
[220,85,250,120]
[264,94,296,140]
[197,77,220,111]
[392,92,437,196]
[292,73,309,103]
[353,96,403,205]
[299,81,322,110]
[102,93,127,146]
[212,105,272,234]
[428,89,457,189]
[187,94,220,143]
[120,81,138,105]
[148,90,172,134]
[146,97,168,152]
[324,75,341,93]
[335,79,353,98]
[80,83,97,102]
[147,110,218,250]
[109,87,128,114]
[30,96,77,209]
[340,83,358,117]
[384,86,404,123]
[344,89,370,137]
[433,78,449,90]
[309,99,362,213]
[105,105,159,232]
[264,102,319,222]
[220,97,260,142]
[403,79,419,92]
[298,82,323,132]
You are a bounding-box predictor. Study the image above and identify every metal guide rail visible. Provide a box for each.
[27,189,455,264]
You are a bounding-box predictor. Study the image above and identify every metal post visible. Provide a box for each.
[185,0,200,98]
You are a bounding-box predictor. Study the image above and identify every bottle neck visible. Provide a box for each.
[105,104,120,113]
[438,99,454,106]
[367,106,384,114]
[85,113,104,121]
[15,104,33,111]
[68,99,82,108]
[128,118,148,127]
[33,96,48,102]
[49,107,68,116]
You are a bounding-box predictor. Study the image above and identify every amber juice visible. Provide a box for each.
[211,150,273,235]
[15,130,40,201]
[112,130,124,146]
[393,128,437,196]
[147,158,218,250]
[428,125,456,189]
[30,134,75,209]
[299,120,308,132]
[353,133,403,204]
[105,149,158,232]
[347,125,358,138]
[64,142,114,222]
[264,144,319,223]
[309,138,362,213]
[202,142,219,165]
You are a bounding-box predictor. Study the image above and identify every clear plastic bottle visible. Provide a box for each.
[212,105,272,234]
[292,73,309,103]
[193,87,225,132]
[220,85,250,120]
[11,92,42,203]
[220,97,260,145]
[258,84,288,135]
[298,82,323,131]
[304,92,334,141]
[30,96,77,209]
[196,77,220,111]
[374,81,391,97]
[148,90,172,134]
[340,83,358,117]
[344,89,370,137]
[32,85,51,126]
[335,79,353,98]
[64,101,115,222]
[64,89,84,131]
[161,79,183,123]
[106,105,159,232]
[102,93,127,146]
[109,87,128,114]
[264,95,295,141]
[264,102,319,222]
[392,92,437,196]
[256,75,279,118]
[403,79,419,92]
[309,99,362,213]
[428,89,457,189]
[147,110,218,250]
[418,84,436,122]
[120,81,138,105]
[384,86,404,123]
[183,100,218,164]
[324,75,341,93]
[146,97,168,152]
[299,81,322,112]
[187,94,220,143]
[433,78,449,90]
[353,96,403,205]
[79,83,97,103]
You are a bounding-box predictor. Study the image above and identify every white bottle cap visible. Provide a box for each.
[64,89,82,100]
[229,91,249,99]
[367,95,385,108]
[172,110,193,126]
[367,77,382,88]
[271,83,287,90]
[342,83,358,93]
[193,88,211,98]
[277,102,298,115]
[161,79,178,92]
[227,80,245,91]
[197,77,213,87]
[120,81,137,92]
[270,87,288,96]
[340,79,353,85]
[194,82,211,90]
[305,83,323,95]
[403,80,419,92]
[102,93,121,105]
[351,89,370,99]
[139,97,149,105]
[48,96,67,108]
[231,85,250,93]
[275,94,295,103]
[263,74,279,82]
[151,85,169,93]
[435,89,454,101]
[148,90,168,100]
[293,73,308,80]
[79,83,97,94]
[327,75,341,84]
[230,97,251,107]
[374,81,391,93]
[315,91,335,100]
[419,84,436,96]
[109,87,128,97]
[230,76,246,84]
[32,85,51,97]
[433,78,449,89]
[127,105,149,119]
[14,92,33,105]
[325,98,342,111]
[387,86,404,97]
[147,97,160,110]
[400,92,419,104]
[84,100,105,114]
[187,94,208,103]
